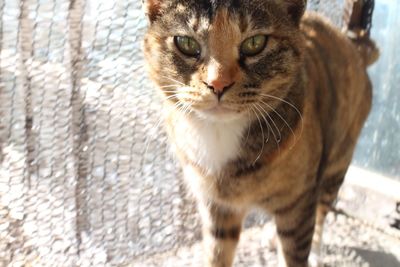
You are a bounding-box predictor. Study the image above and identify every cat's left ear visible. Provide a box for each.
[142,0,163,23]
[281,0,307,25]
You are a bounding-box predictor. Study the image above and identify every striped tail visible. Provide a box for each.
[344,0,379,66]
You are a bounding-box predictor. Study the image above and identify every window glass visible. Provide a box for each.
[353,0,400,180]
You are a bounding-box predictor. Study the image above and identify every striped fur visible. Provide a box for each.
[143,1,377,266]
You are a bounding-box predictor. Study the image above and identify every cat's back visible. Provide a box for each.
[300,12,374,166]
[300,11,372,98]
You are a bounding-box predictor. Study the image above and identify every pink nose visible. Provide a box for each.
[204,79,235,98]
[205,61,237,98]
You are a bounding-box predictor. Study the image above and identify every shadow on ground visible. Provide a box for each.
[323,244,400,267]
[353,247,400,267]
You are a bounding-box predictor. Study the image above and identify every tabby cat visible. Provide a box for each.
[143,0,378,266]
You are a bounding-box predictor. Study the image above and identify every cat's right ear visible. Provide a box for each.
[142,0,163,23]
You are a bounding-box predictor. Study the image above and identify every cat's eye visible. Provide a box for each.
[240,35,268,57]
[174,36,201,57]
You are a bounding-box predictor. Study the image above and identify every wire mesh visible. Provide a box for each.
[0,0,393,266]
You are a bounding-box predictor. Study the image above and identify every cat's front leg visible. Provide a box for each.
[198,201,246,267]
[273,189,318,267]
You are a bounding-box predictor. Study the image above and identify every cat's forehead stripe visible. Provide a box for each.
[159,1,274,35]
[209,8,241,58]
[203,5,270,32]
[187,15,210,34]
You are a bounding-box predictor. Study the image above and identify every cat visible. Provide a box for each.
[142,0,378,266]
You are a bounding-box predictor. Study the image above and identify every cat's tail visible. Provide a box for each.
[349,33,379,66]
[345,0,380,66]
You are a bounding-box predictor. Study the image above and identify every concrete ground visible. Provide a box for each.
[131,211,400,267]
[131,168,400,267]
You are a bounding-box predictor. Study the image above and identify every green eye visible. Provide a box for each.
[240,35,268,57]
[174,36,201,57]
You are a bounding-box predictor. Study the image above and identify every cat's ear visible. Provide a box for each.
[280,0,307,25]
[142,0,163,23]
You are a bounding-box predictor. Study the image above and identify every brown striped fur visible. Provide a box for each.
[143,1,377,266]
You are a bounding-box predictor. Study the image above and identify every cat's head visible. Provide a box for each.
[143,0,306,122]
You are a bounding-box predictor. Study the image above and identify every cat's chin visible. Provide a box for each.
[194,106,244,122]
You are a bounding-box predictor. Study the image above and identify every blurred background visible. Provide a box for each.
[0,0,399,266]
[354,0,400,180]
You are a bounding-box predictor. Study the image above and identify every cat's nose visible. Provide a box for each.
[204,80,235,99]
[204,60,238,99]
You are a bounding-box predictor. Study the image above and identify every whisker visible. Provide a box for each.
[173,97,193,119]
[160,84,183,89]
[259,99,298,149]
[160,75,186,86]
[259,93,304,140]
[255,102,282,144]
[143,104,171,164]
[164,93,189,101]
[163,93,198,104]
[250,105,265,164]
[143,97,192,176]
[173,100,185,109]
[163,91,197,95]
[244,109,252,146]
[175,101,188,114]
[259,94,302,118]
[181,100,193,117]
[164,95,180,102]
[251,104,270,144]
[253,104,278,152]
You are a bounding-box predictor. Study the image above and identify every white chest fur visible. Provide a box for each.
[173,114,248,175]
